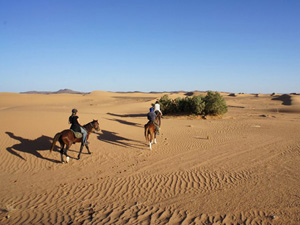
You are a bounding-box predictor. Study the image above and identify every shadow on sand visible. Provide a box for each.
[5,132,61,163]
[107,112,147,118]
[107,118,143,128]
[97,129,146,149]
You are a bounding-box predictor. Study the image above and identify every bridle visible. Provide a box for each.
[88,121,100,131]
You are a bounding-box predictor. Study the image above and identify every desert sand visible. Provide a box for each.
[0,91,300,225]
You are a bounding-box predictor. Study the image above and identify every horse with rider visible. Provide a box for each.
[50,109,100,163]
[144,101,162,150]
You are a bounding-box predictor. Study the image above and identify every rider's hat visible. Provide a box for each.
[72,108,78,113]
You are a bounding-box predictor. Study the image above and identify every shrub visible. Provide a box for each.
[157,91,227,116]
[203,91,228,116]
[157,95,177,114]
[177,97,192,113]
[191,95,206,115]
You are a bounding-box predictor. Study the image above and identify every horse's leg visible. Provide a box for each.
[159,116,161,128]
[60,148,64,163]
[149,129,153,150]
[60,142,65,163]
[86,144,91,154]
[64,143,71,163]
[78,143,84,160]
[149,133,152,150]
[65,143,71,163]
[154,132,157,144]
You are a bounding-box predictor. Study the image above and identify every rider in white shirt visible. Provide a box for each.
[154,101,162,115]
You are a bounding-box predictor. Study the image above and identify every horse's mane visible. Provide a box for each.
[83,120,97,129]
[83,121,92,127]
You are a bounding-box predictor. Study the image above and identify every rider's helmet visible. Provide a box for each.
[150,107,154,112]
[72,108,78,114]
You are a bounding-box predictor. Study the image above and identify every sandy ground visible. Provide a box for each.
[0,91,300,225]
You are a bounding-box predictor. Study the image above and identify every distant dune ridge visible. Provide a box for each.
[1,90,300,224]
[19,88,300,96]
[20,88,89,95]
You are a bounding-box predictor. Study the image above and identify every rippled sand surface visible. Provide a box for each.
[1,91,300,224]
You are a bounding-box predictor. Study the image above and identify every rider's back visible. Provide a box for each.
[147,111,157,122]
[69,115,81,132]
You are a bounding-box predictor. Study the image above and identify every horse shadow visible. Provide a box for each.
[107,112,146,118]
[107,118,143,128]
[5,132,61,163]
[98,129,146,149]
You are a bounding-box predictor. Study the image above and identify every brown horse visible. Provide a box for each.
[155,111,162,127]
[50,120,100,163]
[144,112,162,150]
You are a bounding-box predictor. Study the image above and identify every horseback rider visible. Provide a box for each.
[154,100,163,116]
[147,107,160,135]
[69,109,88,145]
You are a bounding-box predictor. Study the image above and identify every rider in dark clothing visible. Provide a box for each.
[69,109,88,145]
[69,114,81,132]
[147,107,157,122]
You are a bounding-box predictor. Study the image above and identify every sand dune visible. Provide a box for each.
[1,91,300,224]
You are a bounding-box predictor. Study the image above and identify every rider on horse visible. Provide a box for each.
[154,100,163,116]
[69,109,89,146]
[147,107,160,135]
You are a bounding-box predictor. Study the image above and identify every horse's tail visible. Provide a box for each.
[144,124,149,142]
[50,132,61,153]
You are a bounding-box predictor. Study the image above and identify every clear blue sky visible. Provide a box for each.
[0,0,299,93]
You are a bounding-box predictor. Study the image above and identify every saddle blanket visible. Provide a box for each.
[71,130,83,138]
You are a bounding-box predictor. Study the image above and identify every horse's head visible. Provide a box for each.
[91,119,101,132]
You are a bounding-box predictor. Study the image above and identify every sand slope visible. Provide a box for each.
[0,92,300,224]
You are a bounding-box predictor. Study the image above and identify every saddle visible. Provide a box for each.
[146,121,160,134]
[71,129,83,138]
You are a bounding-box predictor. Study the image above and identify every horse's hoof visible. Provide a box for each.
[77,156,80,160]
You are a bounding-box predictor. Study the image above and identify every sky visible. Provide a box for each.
[0,0,299,93]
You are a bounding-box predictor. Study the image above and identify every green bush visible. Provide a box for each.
[157,95,177,114]
[157,91,227,116]
[191,95,206,115]
[203,91,228,116]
